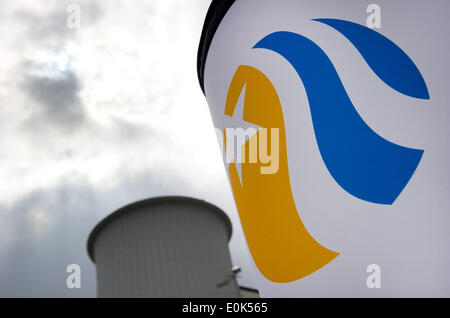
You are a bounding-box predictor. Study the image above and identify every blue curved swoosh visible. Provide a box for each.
[254,31,423,205]
[313,18,429,100]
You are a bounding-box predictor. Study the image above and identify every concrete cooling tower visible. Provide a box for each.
[87,196,240,298]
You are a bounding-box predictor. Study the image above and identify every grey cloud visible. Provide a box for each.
[14,2,105,134]
[23,70,86,132]
[15,2,103,48]
[109,117,155,142]
[79,2,103,26]
[15,9,72,51]
[0,168,192,297]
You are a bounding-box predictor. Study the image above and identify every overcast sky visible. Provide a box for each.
[0,0,257,297]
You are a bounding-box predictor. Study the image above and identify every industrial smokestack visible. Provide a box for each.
[87,196,240,298]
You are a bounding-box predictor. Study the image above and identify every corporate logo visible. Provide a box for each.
[224,19,429,283]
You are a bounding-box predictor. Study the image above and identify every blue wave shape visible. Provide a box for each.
[313,18,429,100]
[254,31,423,205]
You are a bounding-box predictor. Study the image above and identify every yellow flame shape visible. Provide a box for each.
[225,65,339,283]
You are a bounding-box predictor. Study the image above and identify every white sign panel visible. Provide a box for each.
[200,0,450,297]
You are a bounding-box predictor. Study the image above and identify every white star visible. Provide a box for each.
[221,84,261,185]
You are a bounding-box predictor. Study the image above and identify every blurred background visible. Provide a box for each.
[0,0,257,297]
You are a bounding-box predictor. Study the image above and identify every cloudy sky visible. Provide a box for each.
[0,0,257,297]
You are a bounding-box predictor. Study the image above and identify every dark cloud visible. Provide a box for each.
[0,180,98,297]
[22,70,86,132]
[14,2,105,134]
